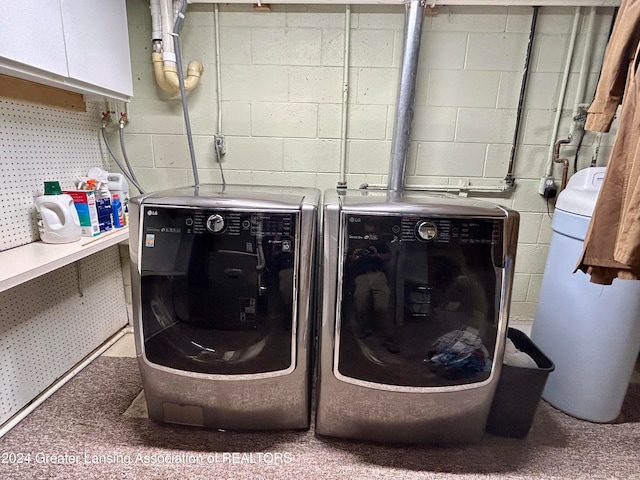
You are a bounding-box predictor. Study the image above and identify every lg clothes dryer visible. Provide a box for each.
[129,185,320,430]
[316,190,519,443]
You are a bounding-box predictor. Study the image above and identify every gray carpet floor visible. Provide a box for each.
[0,357,639,479]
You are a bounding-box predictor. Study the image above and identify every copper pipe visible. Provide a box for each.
[553,138,571,192]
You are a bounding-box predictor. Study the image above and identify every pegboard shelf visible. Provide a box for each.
[0,227,129,293]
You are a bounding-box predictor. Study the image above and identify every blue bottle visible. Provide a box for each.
[112,194,125,228]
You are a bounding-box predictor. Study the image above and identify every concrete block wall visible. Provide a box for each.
[121,1,618,321]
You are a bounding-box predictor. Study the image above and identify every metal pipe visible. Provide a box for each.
[214,3,223,134]
[173,0,200,187]
[338,5,351,189]
[212,4,227,188]
[545,7,581,177]
[553,138,572,192]
[572,7,598,123]
[387,0,427,196]
[505,6,538,188]
[361,183,510,193]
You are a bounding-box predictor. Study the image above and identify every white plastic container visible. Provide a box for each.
[34,181,82,244]
[107,173,129,207]
[531,167,640,423]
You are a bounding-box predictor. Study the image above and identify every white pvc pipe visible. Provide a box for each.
[152,0,204,95]
[150,0,163,41]
[338,5,351,187]
[570,6,597,140]
[0,327,130,439]
[215,3,223,134]
[545,7,581,177]
[160,0,176,62]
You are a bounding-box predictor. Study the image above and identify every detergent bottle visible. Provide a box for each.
[34,181,82,244]
[107,173,129,209]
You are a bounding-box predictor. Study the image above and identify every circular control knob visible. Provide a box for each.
[417,221,437,241]
[206,214,225,233]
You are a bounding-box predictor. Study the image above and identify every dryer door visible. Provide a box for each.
[336,213,503,387]
[139,206,298,376]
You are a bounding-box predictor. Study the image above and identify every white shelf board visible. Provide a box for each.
[0,227,129,293]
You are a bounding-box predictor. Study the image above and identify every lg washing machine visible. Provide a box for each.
[315,189,519,443]
[129,184,320,430]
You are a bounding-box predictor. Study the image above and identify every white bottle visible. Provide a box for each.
[107,173,129,209]
[88,179,113,232]
[34,181,82,244]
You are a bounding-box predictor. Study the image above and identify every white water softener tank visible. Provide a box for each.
[531,167,640,423]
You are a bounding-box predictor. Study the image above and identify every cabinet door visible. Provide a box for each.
[0,0,68,77]
[60,0,133,97]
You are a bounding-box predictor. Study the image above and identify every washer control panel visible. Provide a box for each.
[206,214,225,233]
[345,213,502,246]
[416,221,438,241]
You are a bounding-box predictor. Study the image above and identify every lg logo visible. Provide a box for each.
[147,210,159,216]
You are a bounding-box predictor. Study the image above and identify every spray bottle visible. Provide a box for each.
[87,179,113,233]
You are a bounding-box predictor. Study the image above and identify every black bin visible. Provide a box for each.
[486,328,555,438]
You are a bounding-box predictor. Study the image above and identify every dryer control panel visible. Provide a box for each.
[140,206,297,273]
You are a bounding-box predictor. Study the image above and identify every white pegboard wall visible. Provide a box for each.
[0,98,111,250]
[0,246,127,424]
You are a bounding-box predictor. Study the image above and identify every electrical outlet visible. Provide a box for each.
[214,135,226,156]
[543,185,557,199]
[539,176,556,197]
[573,104,589,130]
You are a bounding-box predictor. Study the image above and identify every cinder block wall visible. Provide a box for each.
[121,2,617,321]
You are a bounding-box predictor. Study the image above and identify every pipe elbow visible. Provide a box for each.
[152,52,179,95]
[184,61,204,90]
[162,61,204,93]
[186,61,204,80]
[152,53,204,94]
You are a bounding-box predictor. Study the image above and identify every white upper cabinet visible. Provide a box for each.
[0,1,68,78]
[0,0,133,101]
[60,0,133,99]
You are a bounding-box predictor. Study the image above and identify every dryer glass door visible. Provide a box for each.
[337,213,503,387]
[139,206,298,375]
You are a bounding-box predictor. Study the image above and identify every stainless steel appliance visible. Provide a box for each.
[129,185,319,430]
[315,189,519,443]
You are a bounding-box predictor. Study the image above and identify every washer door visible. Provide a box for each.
[336,214,502,387]
[140,207,297,375]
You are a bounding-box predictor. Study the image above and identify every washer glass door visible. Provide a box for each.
[140,206,298,375]
[337,213,503,387]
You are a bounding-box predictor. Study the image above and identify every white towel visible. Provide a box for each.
[503,338,539,369]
